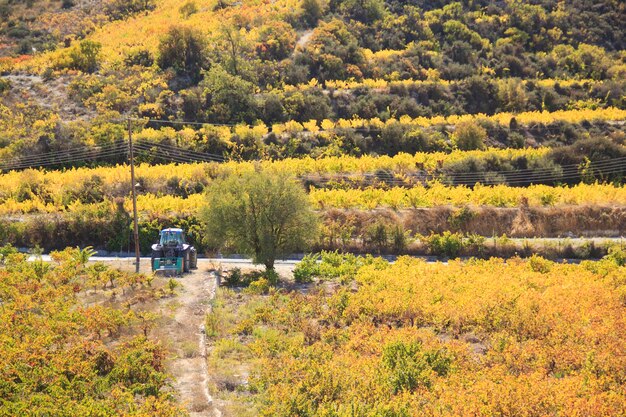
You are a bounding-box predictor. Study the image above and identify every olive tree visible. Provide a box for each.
[200,171,318,271]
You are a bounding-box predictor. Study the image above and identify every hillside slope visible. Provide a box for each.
[0,0,625,163]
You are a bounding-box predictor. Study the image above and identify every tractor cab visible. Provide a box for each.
[160,228,186,246]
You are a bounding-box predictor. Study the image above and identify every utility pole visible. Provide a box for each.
[128,118,141,273]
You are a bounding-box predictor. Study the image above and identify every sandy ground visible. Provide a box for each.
[164,266,218,416]
[99,259,220,415]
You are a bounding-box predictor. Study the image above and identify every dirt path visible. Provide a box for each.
[158,267,221,417]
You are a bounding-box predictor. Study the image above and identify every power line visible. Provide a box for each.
[1,140,127,167]
[304,156,626,182]
[133,145,225,164]
[1,126,623,188]
[441,157,626,181]
[134,141,226,162]
[2,141,125,164]
[1,147,128,171]
[126,116,625,134]
[304,158,625,187]
[133,145,219,165]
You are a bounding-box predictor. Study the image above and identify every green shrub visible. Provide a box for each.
[223,268,242,287]
[293,253,319,283]
[0,77,10,94]
[451,121,487,150]
[381,341,453,393]
[0,243,17,265]
[124,48,154,67]
[424,231,464,258]
[604,245,626,266]
[157,25,206,82]
[105,0,156,20]
[528,254,553,273]
[67,40,102,73]
[178,0,197,18]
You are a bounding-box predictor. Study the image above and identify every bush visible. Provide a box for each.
[157,25,206,82]
[293,253,319,283]
[223,268,242,286]
[0,243,17,265]
[105,0,156,20]
[60,40,101,73]
[0,77,10,94]
[424,231,464,258]
[381,341,453,393]
[451,121,487,150]
[255,21,297,61]
[300,0,323,28]
[124,48,154,67]
[528,254,553,273]
[199,65,258,123]
[179,0,197,18]
[604,245,626,266]
[246,277,270,295]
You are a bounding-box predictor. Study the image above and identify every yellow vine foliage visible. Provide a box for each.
[0,182,623,216]
[283,107,626,132]
[228,256,626,416]
[322,77,593,91]
[309,182,626,209]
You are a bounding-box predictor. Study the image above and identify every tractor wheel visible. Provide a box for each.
[183,250,190,273]
[189,248,197,269]
[151,257,156,271]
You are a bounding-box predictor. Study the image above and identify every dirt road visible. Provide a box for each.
[153,265,221,417]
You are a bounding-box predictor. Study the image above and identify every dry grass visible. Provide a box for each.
[322,205,626,239]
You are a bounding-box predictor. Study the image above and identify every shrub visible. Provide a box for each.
[381,341,453,393]
[528,254,553,273]
[223,268,242,287]
[179,0,197,18]
[255,21,297,61]
[246,277,270,295]
[105,0,156,20]
[293,253,319,283]
[451,121,487,150]
[157,25,206,82]
[424,231,464,258]
[199,65,258,123]
[604,245,626,266]
[59,40,101,73]
[0,77,10,94]
[0,243,17,265]
[124,48,154,67]
[300,0,323,28]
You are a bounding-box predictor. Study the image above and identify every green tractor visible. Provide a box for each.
[151,228,197,274]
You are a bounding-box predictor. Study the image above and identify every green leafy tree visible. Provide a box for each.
[105,0,155,20]
[200,171,318,271]
[339,0,386,23]
[68,40,102,73]
[255,21,297,61]
[299,19,364,81]
[157,25,206,82]
[199,65,257,123]
[300,0,323,28]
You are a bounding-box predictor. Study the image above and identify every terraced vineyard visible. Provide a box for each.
[1,0,625,415]
[206,253,626,416]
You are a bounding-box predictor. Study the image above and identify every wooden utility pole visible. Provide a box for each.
[128,118,141,273]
